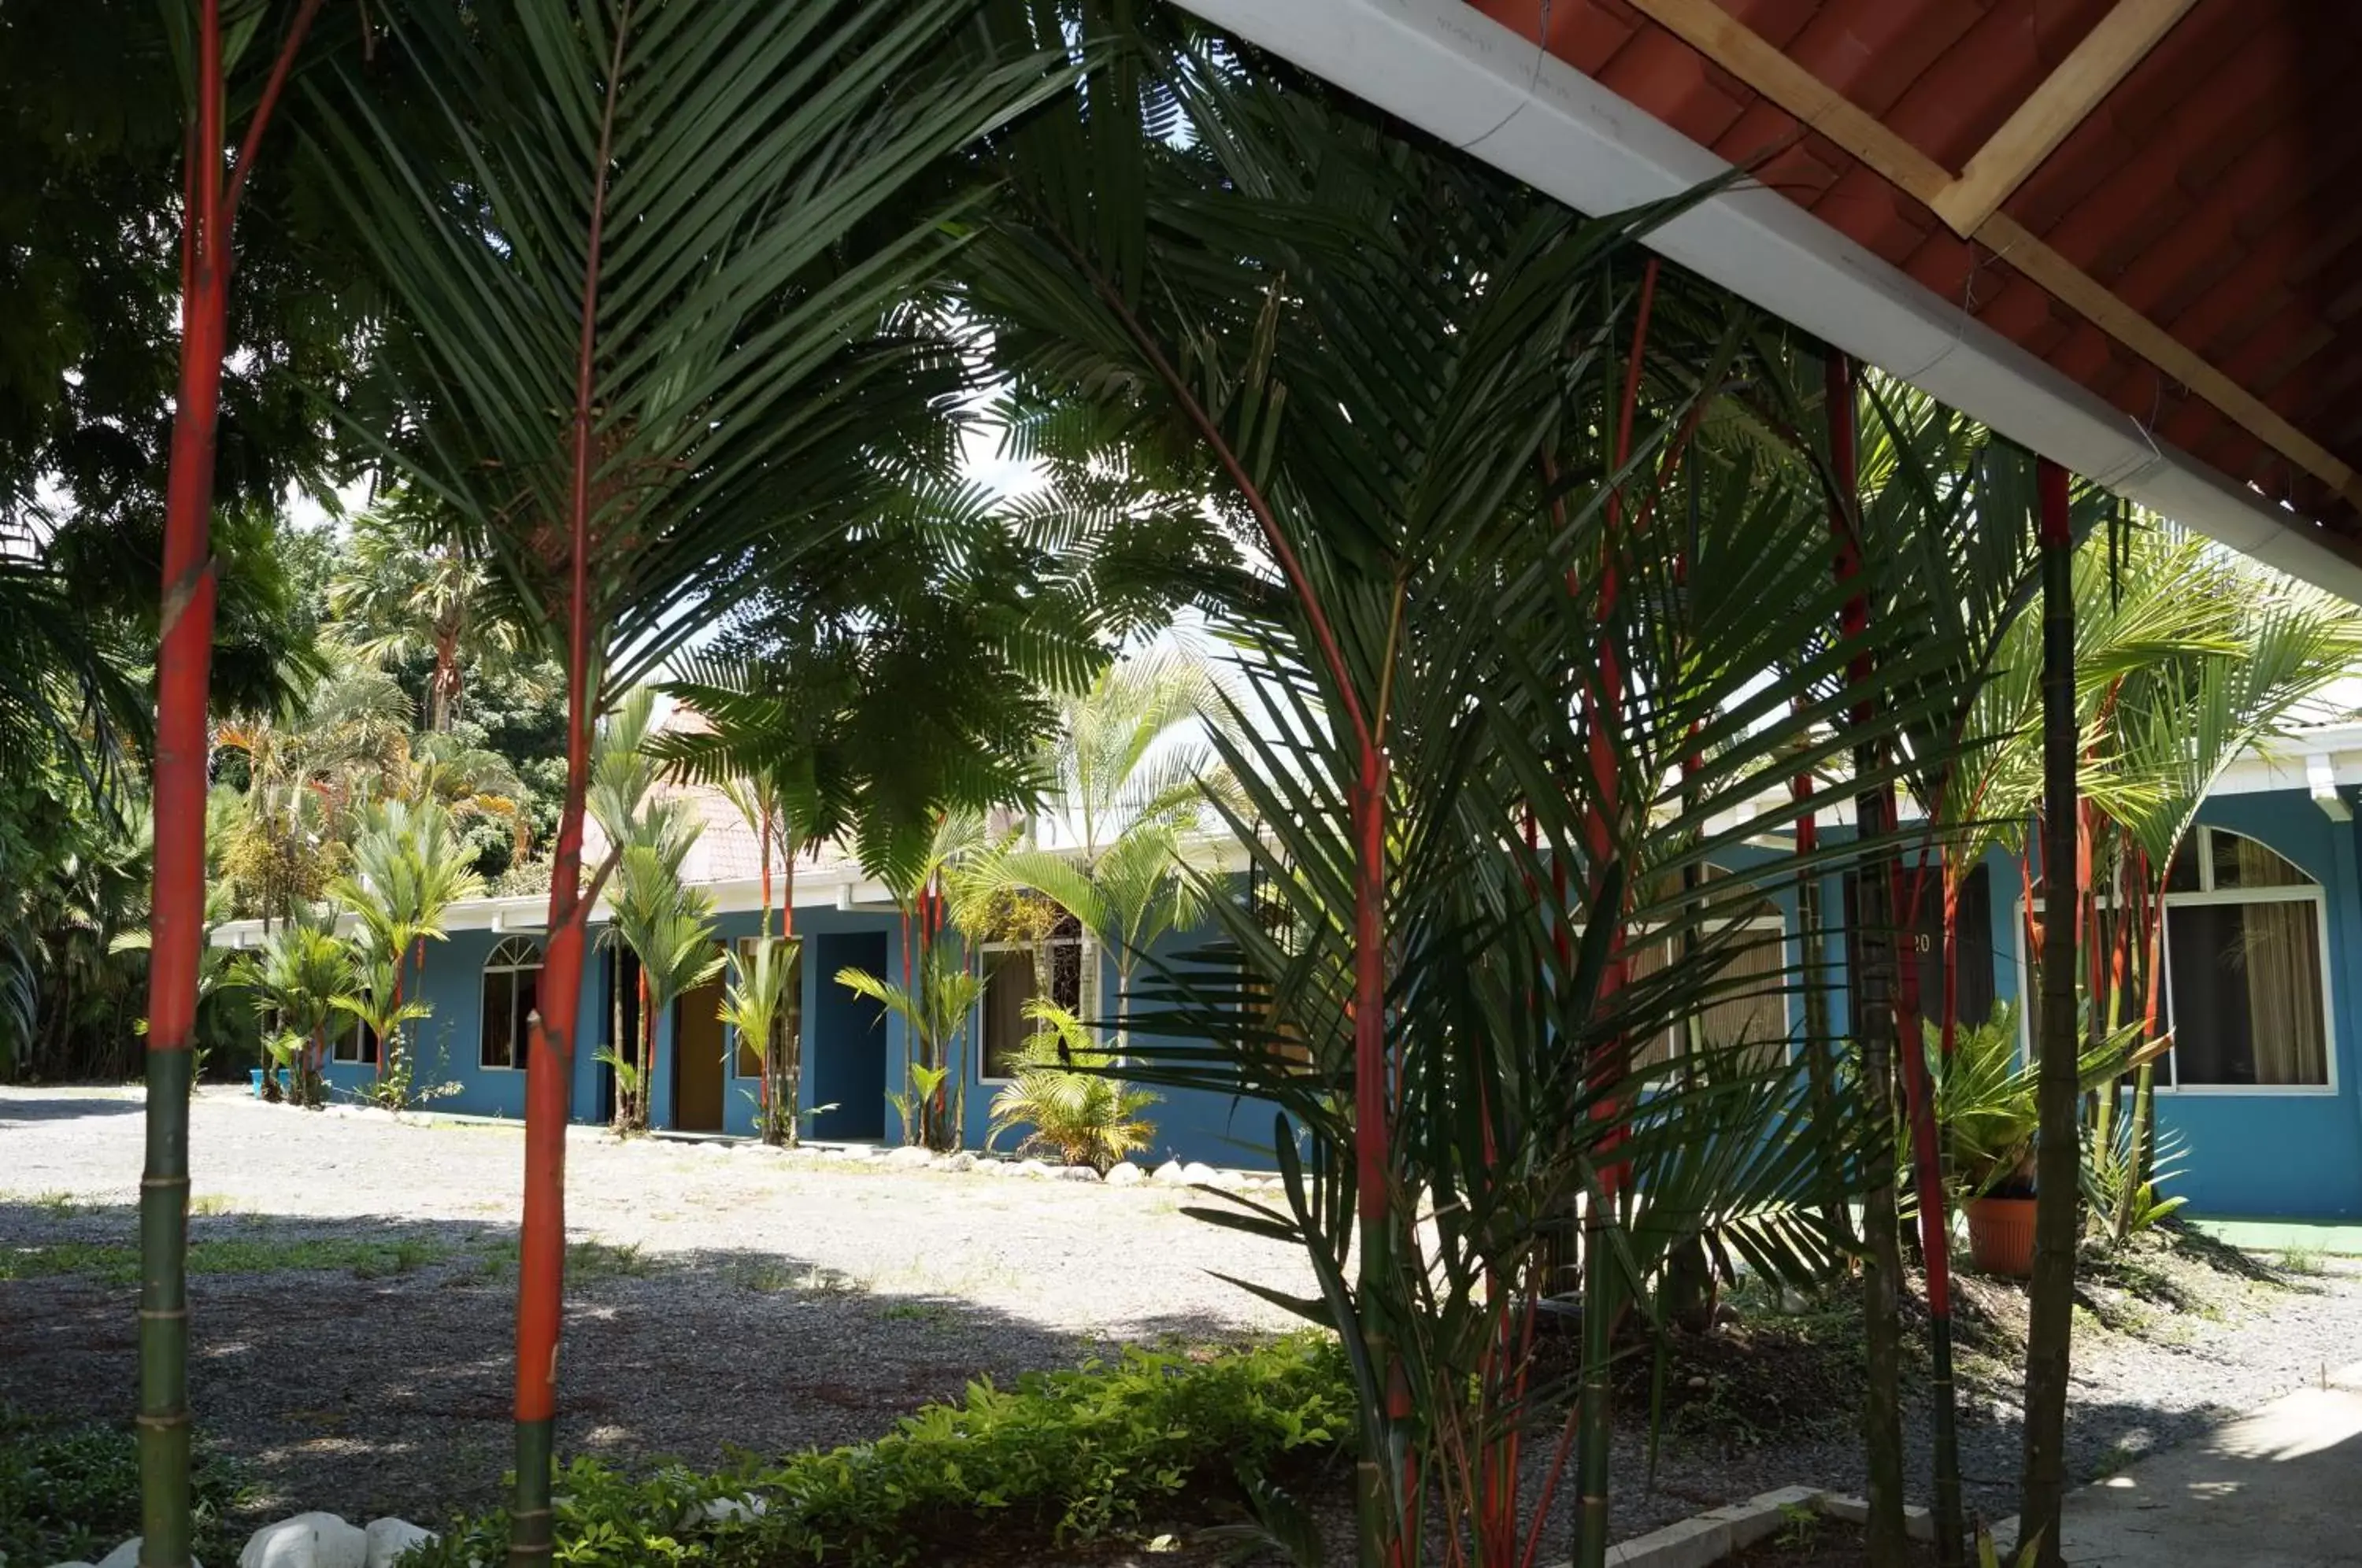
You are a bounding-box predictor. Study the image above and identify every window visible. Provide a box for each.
[731,937,802,1079]
[1627,917,1793,1071]
[2160,830,2331,1090]
[329,1012,379,1066]
[481,937,544,1071]
[980,914,1094,1081]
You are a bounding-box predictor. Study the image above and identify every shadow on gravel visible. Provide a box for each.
[0,1201,1278,1530]
[0,1093,145,1126]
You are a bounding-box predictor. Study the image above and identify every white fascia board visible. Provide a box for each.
[1172,0,2362,605]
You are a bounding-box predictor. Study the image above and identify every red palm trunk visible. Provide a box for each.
[140,6,320,1560]
[510,15,629,1558]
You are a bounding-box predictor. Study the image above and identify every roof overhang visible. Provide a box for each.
[1173,0,2362,604]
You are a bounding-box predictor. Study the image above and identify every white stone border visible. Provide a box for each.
[1577,1487,1939,1568]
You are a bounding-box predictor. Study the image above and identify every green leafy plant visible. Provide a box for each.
[403,1336,1349,1568]
[839,948,983,1152]
[0,1406,244,1566]
[987,999,1160,1172]
[718,936,801,1145]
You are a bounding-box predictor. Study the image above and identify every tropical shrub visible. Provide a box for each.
[987,1000,1160,1171]
[403,1336,1349,1568]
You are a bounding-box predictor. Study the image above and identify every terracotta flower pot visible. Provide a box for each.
[1967,1195,2038,1278]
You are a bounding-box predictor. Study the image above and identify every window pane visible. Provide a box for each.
[2211,830,2308,889]
[515,970,539,1067]
[359,1019,379,1065]
[1696,931,1790,1071]
[984,951,1037,1079]
[2166,900,2327,1086]
[1047,938,1083,1015]
[1624,941,1681,1069]
[483,969,515,1068]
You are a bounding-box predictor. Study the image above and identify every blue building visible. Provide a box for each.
[209,727,2362,1211]
[211,789,1279,1168]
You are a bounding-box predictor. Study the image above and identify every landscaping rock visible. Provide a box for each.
[94,1542,155,1568]
[1053,1163,1099,1182]
[1180,1162,1219,1185]
[362,1518,436,1568]
[1014,1159,1053,1178]
[1103,1162,1145,1186]
[240,1512,366,1568]
[679,1493,768,1527]
[942,1151,977,1173]
[883,1145,938,1169]
[1151,1159,1189,1185]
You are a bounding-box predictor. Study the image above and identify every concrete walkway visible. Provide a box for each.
[2006,1363,2362,1565]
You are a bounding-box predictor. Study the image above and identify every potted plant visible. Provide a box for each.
[1930,1003,2168,1278]
[1932,1004,2041,1277]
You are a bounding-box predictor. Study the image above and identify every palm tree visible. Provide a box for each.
[328,486,527,732]
[837,946,987,1152]
[717,934,800,1145]
[320,3,1074,1540]
[601,814,723,1134]
[140,6,326,1554]
[329,797,485,1092]
[239,910,354,1108]
[961,24,1955,1565]
[960,646,1230,1052]
[987,998,1158,1171]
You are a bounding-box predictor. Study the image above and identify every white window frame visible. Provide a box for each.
[2012,828,2336,1096]
[480,936,545,1073]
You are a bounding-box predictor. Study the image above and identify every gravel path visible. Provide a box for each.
[0,1086,1312,1525]
[6,1086,2360,1559]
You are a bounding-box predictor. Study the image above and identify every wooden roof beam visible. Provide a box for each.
[1623,0,2362,514]
[1931,0,2201,237]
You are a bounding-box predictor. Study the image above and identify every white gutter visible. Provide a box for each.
[1172,0,2362,605]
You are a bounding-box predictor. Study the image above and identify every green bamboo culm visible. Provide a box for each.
[511,1415,556,1564]
[139,1044,194,1568]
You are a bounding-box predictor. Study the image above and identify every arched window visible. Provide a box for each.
[481,937,545,1071]
[2160,828,2330,1090]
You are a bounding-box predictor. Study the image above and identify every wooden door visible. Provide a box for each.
[673,973,727,1133]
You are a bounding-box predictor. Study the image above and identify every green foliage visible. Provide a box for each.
[241,910,355,1108]
[987,999,1160,1172]
[719,937,802,1145]
[2081,1114,2188,1237]
[405,1336,1349,1568]
[839,949,983,1151]
[0,1406,244,1567]
[1924,1004,2161,1201]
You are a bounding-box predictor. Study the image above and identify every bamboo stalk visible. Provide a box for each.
[2020,458,2083,1568]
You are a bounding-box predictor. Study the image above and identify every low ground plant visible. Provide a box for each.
[0,1406,244,1566]
[408,1335,1349,1566]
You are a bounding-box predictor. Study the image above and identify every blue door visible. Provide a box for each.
[810,931,888,1141]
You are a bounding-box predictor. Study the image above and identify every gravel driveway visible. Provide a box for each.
[7,1085,2361,1558]
[0,1086,1314,1525]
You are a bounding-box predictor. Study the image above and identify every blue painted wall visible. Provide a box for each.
[2136,795,2362,1219]
[325,789,2362,1207]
